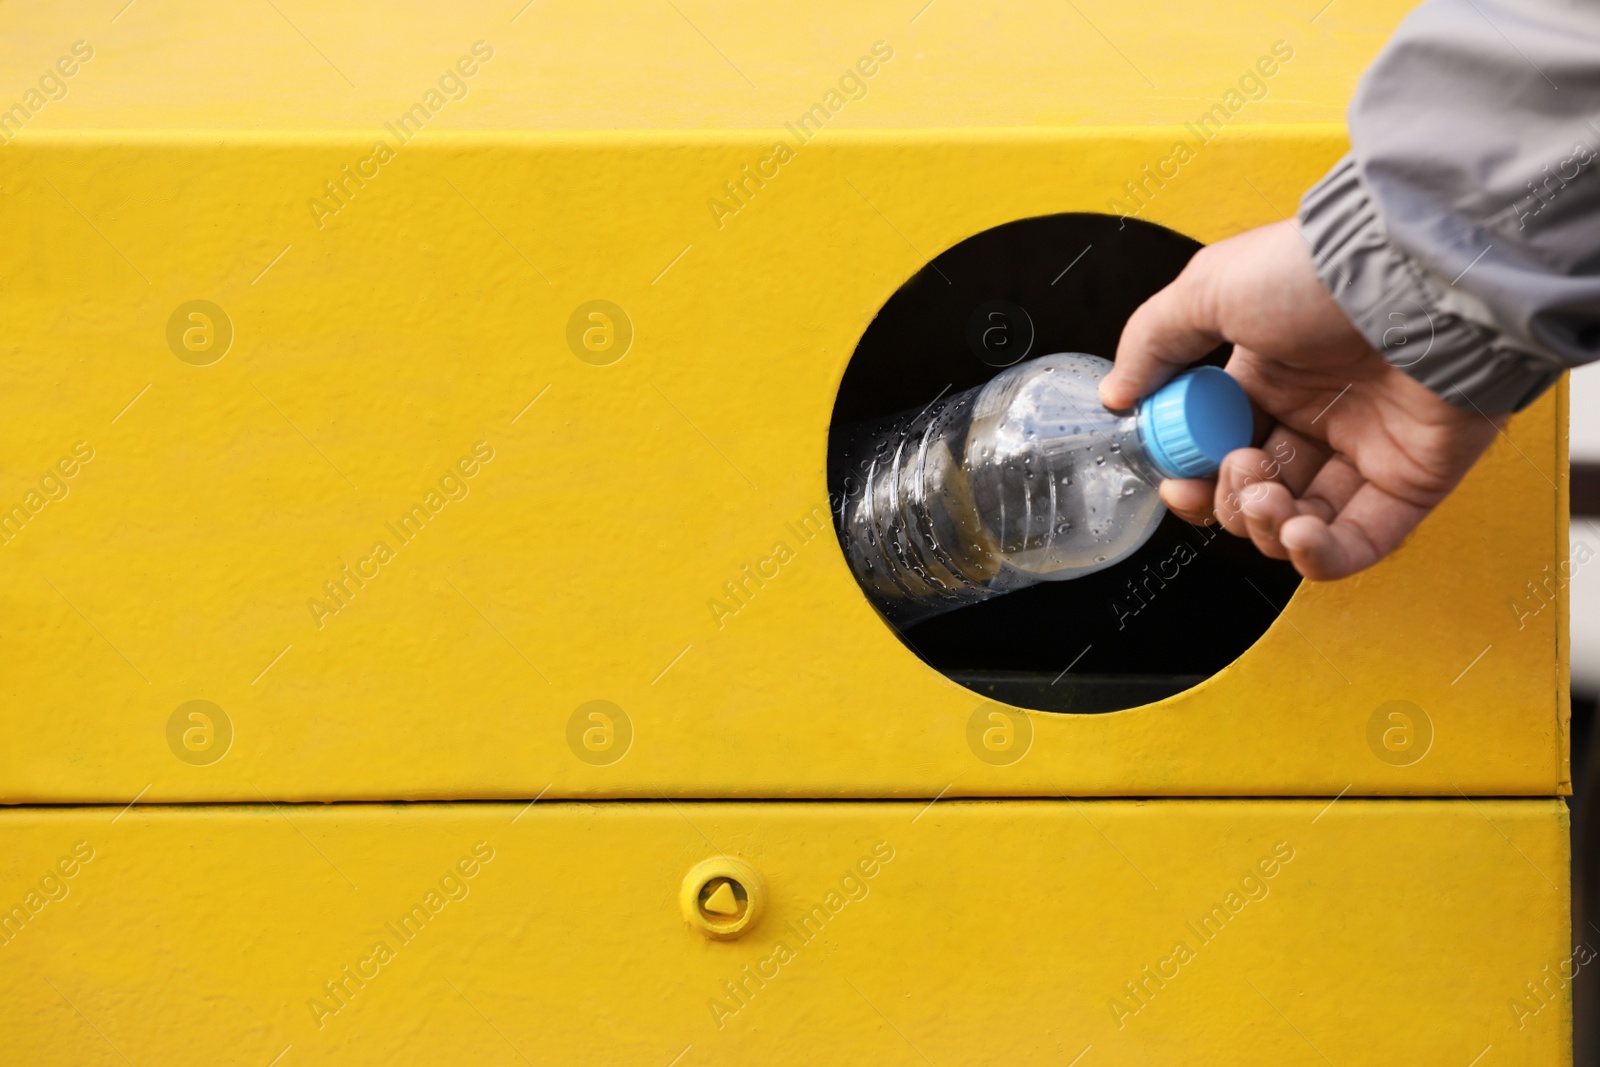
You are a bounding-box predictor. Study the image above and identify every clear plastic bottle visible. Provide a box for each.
[833,353,1251,624]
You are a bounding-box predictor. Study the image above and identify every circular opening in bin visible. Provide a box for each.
[826,213,1301,714]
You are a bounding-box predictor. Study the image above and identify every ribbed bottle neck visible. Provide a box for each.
[1114,414,1171,486]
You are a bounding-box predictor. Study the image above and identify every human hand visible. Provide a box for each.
[1100,219,1502,581]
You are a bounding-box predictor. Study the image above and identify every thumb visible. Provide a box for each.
[1100,256,1225,410]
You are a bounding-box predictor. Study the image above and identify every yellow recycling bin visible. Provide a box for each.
[0,0,1573,1063]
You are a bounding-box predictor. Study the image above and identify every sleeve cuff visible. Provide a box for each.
[1297,154,1565,413]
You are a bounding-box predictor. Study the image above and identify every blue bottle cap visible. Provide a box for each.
[1135,366,1252,479]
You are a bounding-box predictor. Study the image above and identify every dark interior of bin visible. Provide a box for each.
[827,213,1302,714]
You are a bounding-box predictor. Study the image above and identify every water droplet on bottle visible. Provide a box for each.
[1094,555,1106,563]
[1095,456,1106,466]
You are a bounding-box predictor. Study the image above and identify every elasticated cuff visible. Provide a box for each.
[1298,155,1564,413]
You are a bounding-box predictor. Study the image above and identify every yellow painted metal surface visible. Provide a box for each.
[0,128,1567,800]
[0,24,1566,802]
[0,2,1575,1061]
[2,2,1378,131]
[0,800,1574,1065]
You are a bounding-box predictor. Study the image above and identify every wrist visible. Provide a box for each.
[1298,154,1564,414]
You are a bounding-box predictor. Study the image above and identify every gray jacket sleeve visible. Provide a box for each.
[1298,0,1600,413]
